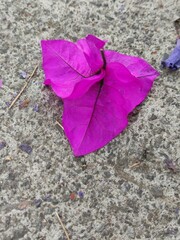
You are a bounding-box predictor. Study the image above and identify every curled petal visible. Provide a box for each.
[161,39,180,70]
[63,62,156,156]
[105,50,160,81]
[41,35,107,99]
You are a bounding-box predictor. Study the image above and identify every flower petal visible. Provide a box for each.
[63,62,156,156]
[105,50,160,81]
[76,35,106,74]
[161,39,180,70]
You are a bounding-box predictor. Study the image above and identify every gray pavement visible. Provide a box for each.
[0,0,180,239]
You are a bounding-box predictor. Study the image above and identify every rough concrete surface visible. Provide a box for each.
[0,0,180,239]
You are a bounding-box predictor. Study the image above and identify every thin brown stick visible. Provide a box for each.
[8,64,39,110]
[129,161,141,169]
[55,212,70,240]
[55,120,64,130]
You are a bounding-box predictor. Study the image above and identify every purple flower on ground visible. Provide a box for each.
[0,79,2,88]
[78,191,84,198]
[162,39,180,70]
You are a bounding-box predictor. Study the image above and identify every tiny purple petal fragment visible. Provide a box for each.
[33,104,39,112]
[0,141,6,150]
[164,159,176,172]
[78,191,84,198]
[43,194,51,202]
[0,79,2,88]
[5,102,10,107]
[19,143,32,154]
[19,70,27,79]
[161,39,180,70]
[34,199,42,208]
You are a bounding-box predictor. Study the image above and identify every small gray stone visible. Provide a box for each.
[46,162,51,169]
[149,114,157,121]
[104,171,111,178]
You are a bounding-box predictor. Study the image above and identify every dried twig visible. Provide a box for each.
[8,64,39,110]
[55,120,64,130]
[129,161,141,169]
[55,212,70,240]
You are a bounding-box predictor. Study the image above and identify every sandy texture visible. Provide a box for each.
[0,0,180,239]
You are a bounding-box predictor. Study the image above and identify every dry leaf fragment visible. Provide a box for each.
[19,99,30,109]
[17,200,31,210]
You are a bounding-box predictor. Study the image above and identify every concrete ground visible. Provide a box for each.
[0,0,180,239]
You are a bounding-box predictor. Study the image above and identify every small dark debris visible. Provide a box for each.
[165,227,178,236]
[104,171,111,178]
[106,16,114,21]
[8,172,16,181]
[0,141,6,150]
[174,17,180,37]
[19,143,32,154]
[124,182,131,191]
[34,199,42,208]
[126,37,134,43]
[51,198,59,205]
[43,194,51,202]
[81,160,87,170]
[149,114,157,121]
[164,159,176,173]
[46,162,51,170]
[33,104,39,112]
[19,70,27,79]
[175,208,179,215]
[161,53,169,62]
[137,188,143,197]
[146,173,156,181]
[5,102,10,107]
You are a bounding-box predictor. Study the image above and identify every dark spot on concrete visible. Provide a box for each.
[151,186,164,198]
